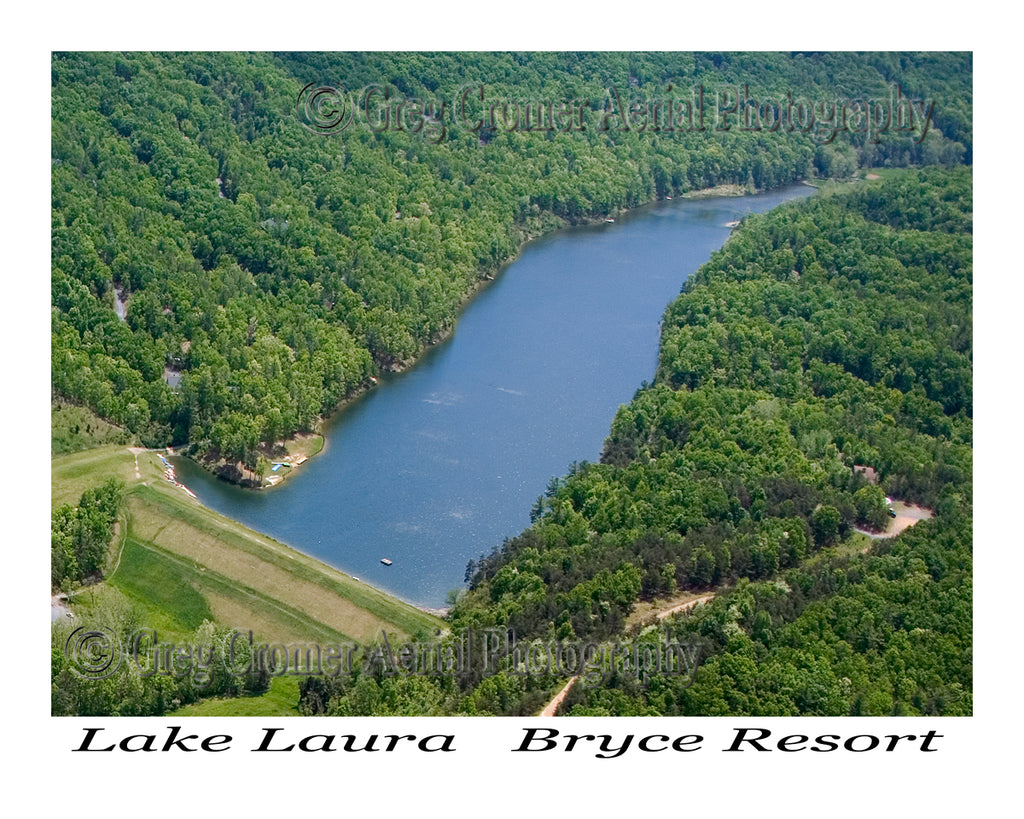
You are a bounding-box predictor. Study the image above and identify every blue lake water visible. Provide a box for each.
[172,185,813,607]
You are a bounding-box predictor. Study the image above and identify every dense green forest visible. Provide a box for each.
[52,52,970,470]
[294,168,971,716]
[51,478,124,588]
[52,53,971,717]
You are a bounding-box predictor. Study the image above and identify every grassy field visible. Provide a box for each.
[108,536,214,633]
[803,530,874,567]
[53,445,443,649]
[171,676,302,716]
[51,445,138,505]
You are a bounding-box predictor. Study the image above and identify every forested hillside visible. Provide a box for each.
[298,168,972,716]
[52,52,971,468]
[52,53,972,717]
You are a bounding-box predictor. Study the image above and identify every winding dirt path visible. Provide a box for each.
[128,445,147,479]
[655,593,715,620]
[538,676,579,717]
[536,592,717,716]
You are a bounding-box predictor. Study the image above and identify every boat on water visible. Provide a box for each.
[380,558,393,566]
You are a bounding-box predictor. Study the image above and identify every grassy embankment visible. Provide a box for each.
[52,406,442,651]
[51,397,134,455]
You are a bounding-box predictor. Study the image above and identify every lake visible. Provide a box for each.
[172,185,814,607]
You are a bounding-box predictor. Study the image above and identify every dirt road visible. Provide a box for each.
[536,592,716,716]
[855,502,933,540]
[538,676,579,717]
[655,593,715,620]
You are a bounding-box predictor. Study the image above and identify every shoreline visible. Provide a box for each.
[680,182,749,199]
[183,431,326,491]
[77,178,817,615]
[196,179,801,491]
[51,444,447,629]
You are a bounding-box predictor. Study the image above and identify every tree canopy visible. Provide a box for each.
[297,169,972,716]
[52,52,971,456]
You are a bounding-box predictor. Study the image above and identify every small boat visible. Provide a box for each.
[605,218,615,223]
[380,558,393,566]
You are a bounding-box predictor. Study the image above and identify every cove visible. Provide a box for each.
[172,185,813,607]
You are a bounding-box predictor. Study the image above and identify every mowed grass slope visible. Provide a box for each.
[51,445,138,506]
[52,445,442,645]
